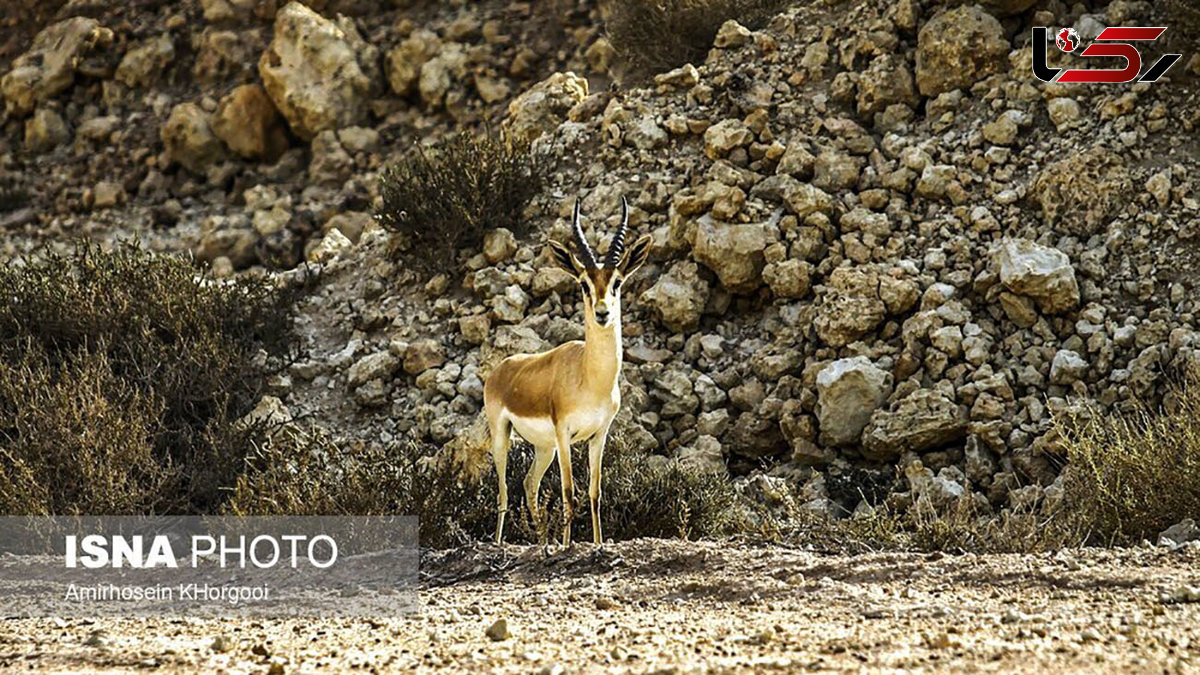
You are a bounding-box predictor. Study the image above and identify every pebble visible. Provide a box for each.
[485,618,511,641]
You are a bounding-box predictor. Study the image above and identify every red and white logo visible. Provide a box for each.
[1033,26,1181,84]
[1056,27,1080,52]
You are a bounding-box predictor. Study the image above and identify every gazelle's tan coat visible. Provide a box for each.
[484,199,650,546]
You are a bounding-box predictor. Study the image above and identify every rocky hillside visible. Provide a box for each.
[2,0,1200,522]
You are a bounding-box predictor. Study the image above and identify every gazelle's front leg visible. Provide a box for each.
[588,418,613,545]
[555,426,577,547]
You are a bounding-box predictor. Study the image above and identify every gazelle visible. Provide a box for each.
[484,197,651,546]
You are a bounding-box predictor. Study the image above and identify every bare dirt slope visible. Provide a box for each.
[2,539,1198,673]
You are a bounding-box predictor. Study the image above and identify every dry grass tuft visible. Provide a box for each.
[785,497,1073,556]
[1055,374,1200,545]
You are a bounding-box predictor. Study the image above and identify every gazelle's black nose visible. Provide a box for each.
[595,309,610,323]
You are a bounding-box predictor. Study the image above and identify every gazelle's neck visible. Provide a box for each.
[583,318,622,390]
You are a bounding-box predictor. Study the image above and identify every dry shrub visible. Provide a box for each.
[0,242,297,515]
[0,348,170,515]
[226,427,752,548]
[604,0,788,77]
[516,433,752,543]
[226,434,501,549]
[1056,377,1200,545]
[599,449,750,540]
[377,131,544,274]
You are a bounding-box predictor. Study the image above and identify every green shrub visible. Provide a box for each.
[1056,378,1200,545]
[604,0,788,77]
[0,242,297,515]
[376,131,544,274]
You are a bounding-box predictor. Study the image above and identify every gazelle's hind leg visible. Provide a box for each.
[524,444,556,545]
[490,415,512,544]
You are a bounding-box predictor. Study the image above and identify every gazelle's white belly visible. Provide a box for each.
[506,412,558,449]
[503,405,614,449]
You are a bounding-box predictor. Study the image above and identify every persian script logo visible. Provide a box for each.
[1032,26,1182,84]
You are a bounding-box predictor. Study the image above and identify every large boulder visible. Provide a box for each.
[678,436,728,474]
[704,119,753,159]
[814,266,887,347]
[915,6,1009,97]
[936,0,1036,17]
[347,351,399,388]
[161,103,228,174]
[385,29,440,97]
[861,389,967,461]
[503,71,587,145]
[857,54,918,117]
[640,261,710,332]
[690,217,769,293]
[193,29,257,83]
[1031,145,1131,236]
[993,239,1079,314]
[2,17,108,115]
[259,2,373,141]
[418,43,468,109]
[212,84,290,161]
[114,34,175,88]
[24,108,70,153]
[200,0,256,23]
[763,259,810,299]
[816,357,893,447]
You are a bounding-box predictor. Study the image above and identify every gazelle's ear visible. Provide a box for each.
[620,234,653,276]
[548,240,584,274]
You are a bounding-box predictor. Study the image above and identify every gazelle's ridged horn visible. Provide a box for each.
[606,196,629,268]
[572,198,598,269]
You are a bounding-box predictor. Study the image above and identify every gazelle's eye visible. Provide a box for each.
[612,278,622,292]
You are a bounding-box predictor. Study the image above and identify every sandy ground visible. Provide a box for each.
[2,539,1199,674]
